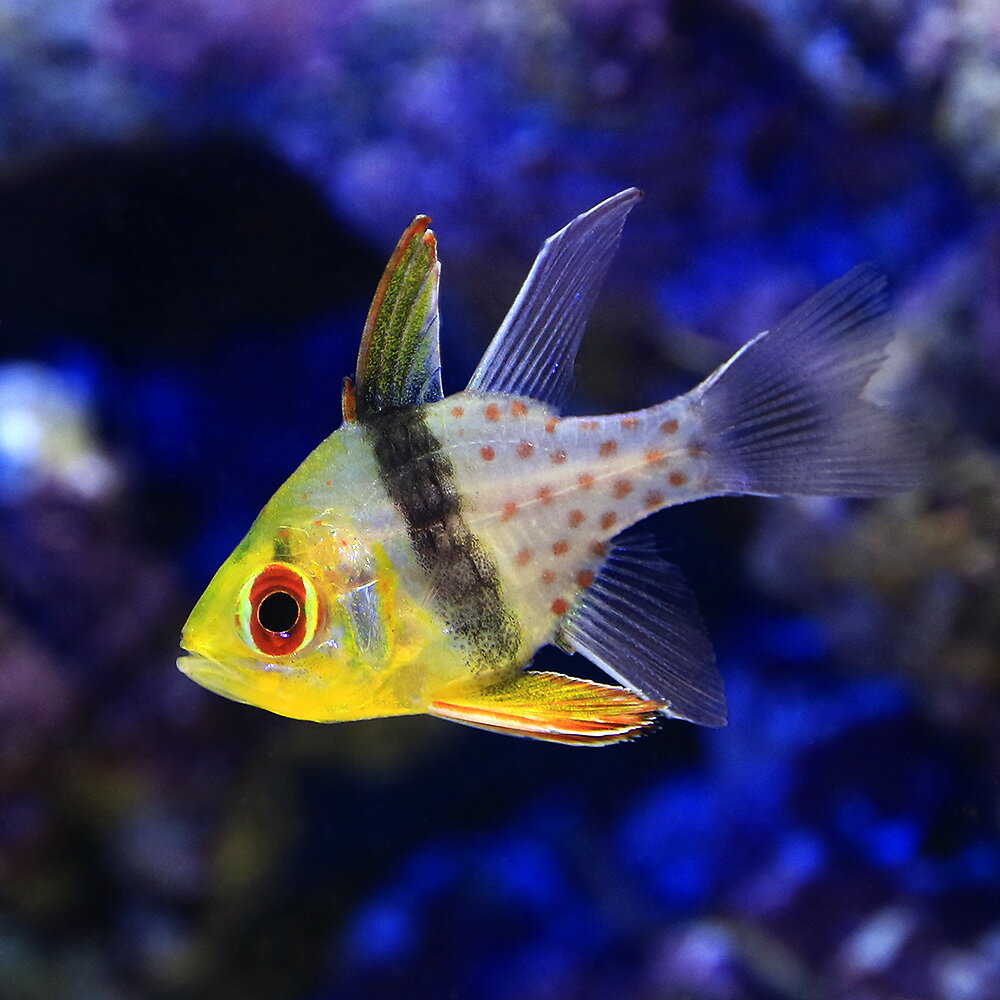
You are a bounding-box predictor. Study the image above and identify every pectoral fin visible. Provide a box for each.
[429,670,660,746]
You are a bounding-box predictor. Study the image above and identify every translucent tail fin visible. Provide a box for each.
[694,264,924,497]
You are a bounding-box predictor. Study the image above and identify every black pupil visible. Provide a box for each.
[257,590,300,634]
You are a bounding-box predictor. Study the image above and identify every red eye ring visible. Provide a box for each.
[248,564,311,656]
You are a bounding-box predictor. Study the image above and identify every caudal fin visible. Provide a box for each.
[693,264,924,497]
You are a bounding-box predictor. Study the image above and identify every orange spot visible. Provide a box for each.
[600,511,618,531]
[511,400,528,417]
[545,417,559,434]
[645,448,666,465]
[578,473,595,490]
[516,548,533,566]
[599,440,618,457]
[669,470,689,487]
[581,420,599,431]
[300,493,308,500]
[590,541,608,557]
[576,569,595,588]
[550,449,567,465]
[645,490,665,510]
[325,481,332,487]
[485,403,501,421]
[551,598,570,615]
[314,520,323,526]
[689,441,706,458]
[613,479,633,499]
[517,441,535,459]
[553,540,570,556]
[481,446,496,462]
[537,486,554,505]
[452,405,465,418]
[502,501,519,522]
[568,509,585,528]
[542,570,557,585]
[621,416,639,430]
[661,418,679,435]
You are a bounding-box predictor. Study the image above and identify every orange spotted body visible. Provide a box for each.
[424,392,707,662]
[178,189,921,745]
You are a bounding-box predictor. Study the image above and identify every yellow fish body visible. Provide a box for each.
[179,190,921,745]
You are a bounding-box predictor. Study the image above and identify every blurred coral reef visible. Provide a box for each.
[0,2,998,999]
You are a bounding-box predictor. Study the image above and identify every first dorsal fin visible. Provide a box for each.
[466,188,642,411]
[354,215,443,418]
[558,535,727,727]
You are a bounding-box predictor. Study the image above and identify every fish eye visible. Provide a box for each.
[256,590,300,634]
[241,563,319,657]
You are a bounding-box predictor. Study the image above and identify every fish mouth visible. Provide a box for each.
[176,651,217,680]
[176,652,255,705]
[177,649,306,711]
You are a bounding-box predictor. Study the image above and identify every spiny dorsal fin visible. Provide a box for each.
[466,188,642,411]
[355,216,443,417]
[341,376,358,422]
[429,670,660,746]
[558,535,727,727]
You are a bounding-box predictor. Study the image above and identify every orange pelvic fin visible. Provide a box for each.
[429,671,661,746]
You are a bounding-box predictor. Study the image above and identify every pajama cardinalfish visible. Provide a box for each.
[178,189,921,745]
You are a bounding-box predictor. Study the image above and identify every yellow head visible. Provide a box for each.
[177,502,406,723]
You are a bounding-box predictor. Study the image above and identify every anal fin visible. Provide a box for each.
[429,671,659,746]
[559,535,727,727]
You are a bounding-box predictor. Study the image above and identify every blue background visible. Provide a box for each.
[0,3,998,998]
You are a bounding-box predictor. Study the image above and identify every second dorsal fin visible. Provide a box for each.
[354,216,443,418]
[466,188,642,411]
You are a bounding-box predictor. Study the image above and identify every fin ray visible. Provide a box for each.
[429,670,659,746]
[695,263,924,496]
[355,217,442,416]
[559,536,727,727]
[466,188,642,410]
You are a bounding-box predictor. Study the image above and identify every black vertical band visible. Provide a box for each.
[366,406,520,668]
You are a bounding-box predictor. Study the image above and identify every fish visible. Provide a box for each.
[178,188,922,745]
